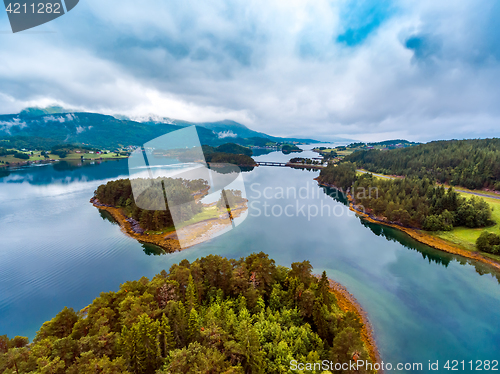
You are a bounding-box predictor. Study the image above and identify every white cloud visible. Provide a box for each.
[44,115,67,123]
[0,0,500,141]
[0,118,27,134]
[217,131,238,139]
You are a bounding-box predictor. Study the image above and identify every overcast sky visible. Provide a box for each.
[1,0,500,142]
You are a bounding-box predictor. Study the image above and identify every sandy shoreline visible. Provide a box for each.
[317,179,500,272]
[91,198,247,252]
[92,201,182,252]
[325,277,381,365]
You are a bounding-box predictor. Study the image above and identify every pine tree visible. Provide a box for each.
[318,271,331,305]
[187,308,200,343]
[121,314,162,374]
[185,275,198,313]
[160,314,174,358]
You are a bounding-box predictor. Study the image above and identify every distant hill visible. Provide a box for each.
[18,106,77,118]
[0,107,320,149]
[367,139,420,146]
[128,115,320,144]
[344,138,500,190]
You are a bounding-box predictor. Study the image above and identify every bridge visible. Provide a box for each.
[256,161,287,167]
[256,161,325,169]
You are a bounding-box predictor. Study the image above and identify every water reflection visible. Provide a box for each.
[320,185,349,205]
[322,185,500,282]
[2,147,500,366]
[359,220,452,267]
[52,160,96,172]
[251,148,274,157]
[99,210,118,225]
[99,208,165,256]
[0,169,10,178]
[0,159,130,185]
[141,243,166,256]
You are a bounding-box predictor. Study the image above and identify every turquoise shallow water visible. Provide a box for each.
[1,150,500,372]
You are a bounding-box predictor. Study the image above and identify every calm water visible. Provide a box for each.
[1,149,500,372]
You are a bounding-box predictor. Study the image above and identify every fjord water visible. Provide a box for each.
[1,151,500,372]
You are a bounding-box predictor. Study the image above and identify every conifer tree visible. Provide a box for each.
[185,275,198,313]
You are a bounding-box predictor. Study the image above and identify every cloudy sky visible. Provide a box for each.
[1,0,500,142]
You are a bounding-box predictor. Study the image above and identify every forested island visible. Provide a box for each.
[92,177,247,251]
[281,144,302,154]
[202,143,256,167]
[0,253,377,374]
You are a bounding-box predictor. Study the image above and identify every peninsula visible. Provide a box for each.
[91,177,248,252]
[0,253,380,373]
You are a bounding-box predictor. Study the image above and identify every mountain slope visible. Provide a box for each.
[128,115,319,143]
[0,108,321,149]
[0,112,183,148]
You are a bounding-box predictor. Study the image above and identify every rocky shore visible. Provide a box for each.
[90,197,181,252]
[318,275,381,366]
[90,197,247,252]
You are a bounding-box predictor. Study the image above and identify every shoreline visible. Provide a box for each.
[92,200,182,252]
[91,198,247,252]
[317,179,500,272]
[325,277,381,365]
[0,156,127,169]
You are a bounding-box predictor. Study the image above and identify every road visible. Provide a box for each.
[453,189,500,200]
[356,169,500,200]
[357,169,396,179]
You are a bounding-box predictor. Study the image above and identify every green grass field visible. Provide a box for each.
[0,150,127,165]
[178,206,220,228]
[316,148,353,156]
[356,169,398,180]
[432,193,500,261]
[145,206,221,235]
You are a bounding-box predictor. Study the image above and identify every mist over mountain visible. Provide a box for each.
[0,107,325,149]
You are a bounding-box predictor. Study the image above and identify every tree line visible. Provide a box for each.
[318,163,493,231]
[0,136,62,151]
[317,162,358,191]
[202,143,256,166]
[205,152,256,166]
[95,178,207,231]
[0,147,30,160]
[0,253,373,374]
[281,144,302,154]
[344,138,500,190]
[476,232,500,255]
[50,145,100,158]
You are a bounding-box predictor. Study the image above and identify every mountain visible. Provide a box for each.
[18,106,77,118]
[130,115,320,144]
[0,107,320,149]
[0,112,181,149]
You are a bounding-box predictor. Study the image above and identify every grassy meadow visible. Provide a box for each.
[432,193,500,261]
[0,150,127,166]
